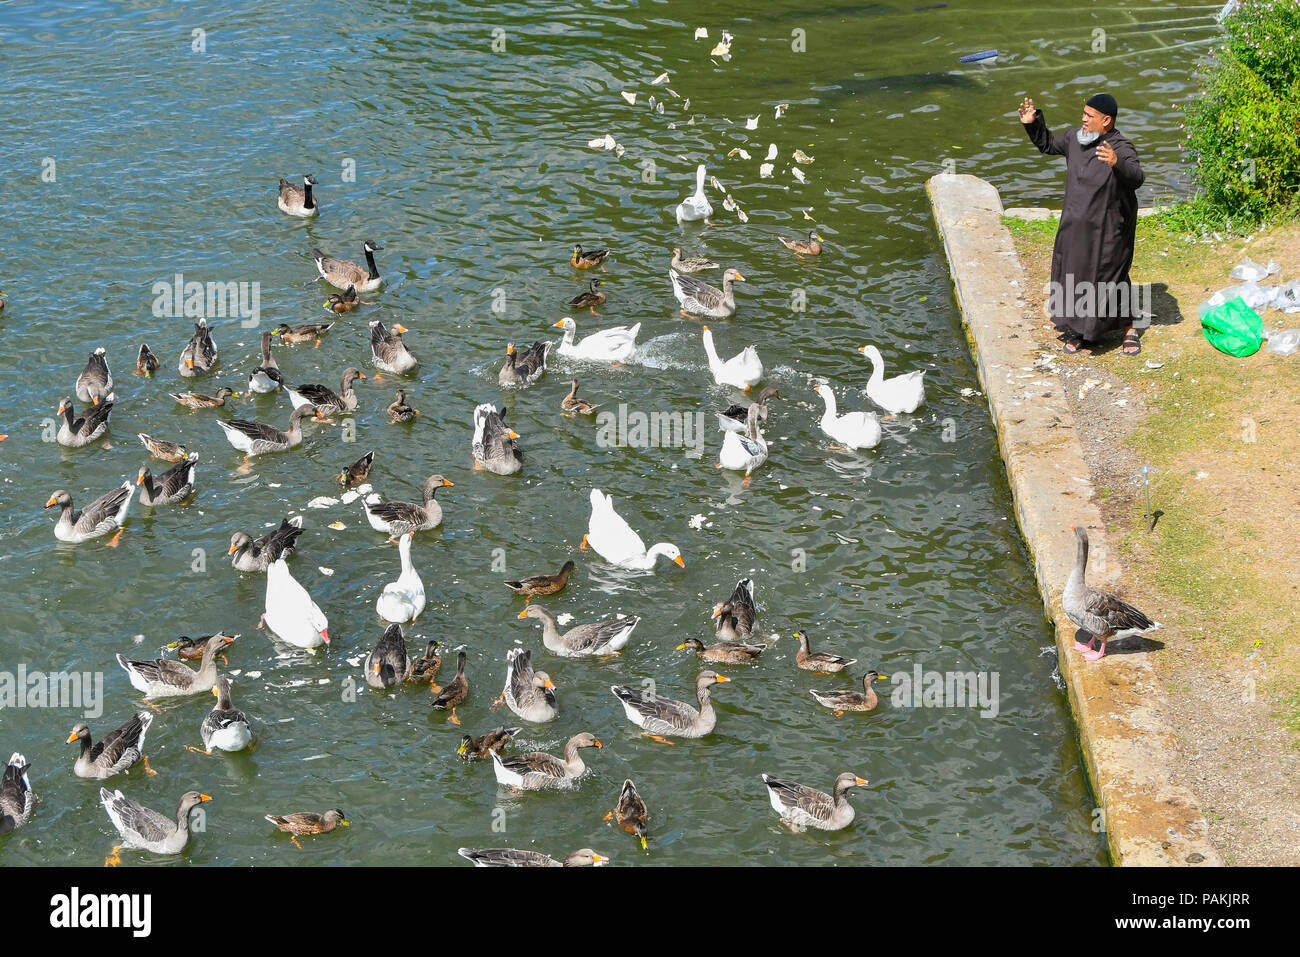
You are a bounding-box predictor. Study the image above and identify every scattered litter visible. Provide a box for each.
[792,167,806,184]
[1277,280,1300,313]
[365,492,382,504]
[1266,328,1300,356]
[1195,471,1209,480]
[133,634,145,644]
[1078,378,1101,399]
[722,195,738,212]
[803,209,815,220]
[688,513,707,529]
[318,566,334,576]
[775,103,789,119]
[244,671,262,679]
[339,489,361,505]
[710,31,734,58]
[709,174,724,192]
[694,27,708,39]
[765,143,778,161]
[1229,256,1280,281]
[736,207,749,223]
[556,613,576,626]
[1113,399,1128,407]
[1143,360,1164,370]
[958,49,999,63]
[587,133,617,151]
[759,162,774,178]
[745,116,759,130]
[621,91,636,105]
[652,72,669,85]
[328,521,346,530]
[307,496,337,509]
[792,149,814,164]
[727,147,752,160]
[959,387,982,398]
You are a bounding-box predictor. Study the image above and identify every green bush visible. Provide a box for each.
[1182,0,1300,223]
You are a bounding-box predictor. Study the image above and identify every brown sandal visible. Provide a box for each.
[1122,332,1142,355]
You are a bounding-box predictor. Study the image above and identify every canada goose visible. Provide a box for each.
[312,240,383,293]
[277,173,319,216]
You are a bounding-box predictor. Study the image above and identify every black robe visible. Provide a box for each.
[1024,111,1145,342]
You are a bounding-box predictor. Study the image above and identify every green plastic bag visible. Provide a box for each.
[1201,296,1263,357]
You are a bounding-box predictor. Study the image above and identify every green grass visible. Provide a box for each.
[1001,215,1056,237]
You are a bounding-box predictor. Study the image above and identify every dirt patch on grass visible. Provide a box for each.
[1009,217,1300,865]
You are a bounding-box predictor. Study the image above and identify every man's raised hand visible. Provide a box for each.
[1018,97,1037,124]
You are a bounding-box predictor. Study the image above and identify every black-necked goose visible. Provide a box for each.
[312,240,383,292]
[277,173,318,217]
[1064,525,1162,660]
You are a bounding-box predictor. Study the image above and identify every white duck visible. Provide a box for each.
[676,164,714,224]
[859,345,925,414]
[585,488,685,571]
[552,317,639,363]
[263,558,330,649]
[376,532,426,623]
[702,326,762,391]
[814,383,881,450]
[717,404,768,484]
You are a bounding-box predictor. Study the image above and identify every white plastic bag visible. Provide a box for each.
[1229,256,1281,281]
[1199,282,1274,317]
[1276,280,1300,314]
[1266,329,1300,356]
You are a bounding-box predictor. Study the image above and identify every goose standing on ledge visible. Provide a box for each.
[369,320,417,374]
[671,268,745,319]
[45,483,134,544]
[517,604,638,657]
[178,318,218,376]
[246,329,284,394]
[312,240,383,293]
[585,488,684,570]
[1063,525,1162,660]
[101,789,211,864]
[675,163,714,223]
[362,473,453,538]
[278,173,318,217]
[859,344,925,415]
[761,772,868,832]
[68,712,154,779]
[76,347,113,405]
[611,671,730,740]
[490,731,600,790]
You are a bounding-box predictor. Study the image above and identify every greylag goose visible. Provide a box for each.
[670,267,746,319]
[457,847,608,867]
[68,713,154,779]
[570,244,610,270]
[178,318,218,376]
[560,379,600,415]
[501,648,557,722]
[516,604,638,657]
[490,731,600,790]
[611,671,731,740]
[1063,525,1162,660]
[75,347,113,405]
[137,453,198,506]
[761,772,869,832]
[431,650,469,723]
[55,396,114,447]
[101,788,211,863]
[718,386,782,434]
[137,432,188,462]
[229,516,303,572]
[196,677,252,753]
[458,726,522,760]
[387,389,419,423]
[246,329,283,394]
[216,405,318,461]
[337,450,374,488]
[45,483,134,543]
[170,386,238,410]
[503,560,575,602]
[265,809,349,848]
[277,173,318,216]
[676,637,765,664]
[136,343,159,377]
[671,247,718,274]
[369,320,417,373]
[811,671,883,715]
[780,229,824,257]
[287,368,365,418]
[498,340,550,387]
[712,578,756,638]
[366,623,411,690]
[0,754,35,834]
[793,630,856,673]
[606,778,649,850]
[362,473,453,538]
[472,403,523,474]
[116,634,234,699]
[312,240,383,293]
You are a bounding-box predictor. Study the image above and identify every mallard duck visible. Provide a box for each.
[410,640,442,684]
[273,321,335,346]
[246,329,284,394]
[811,671,883,715]
[45,483,134,543]
[761,772,868,832]
[607,779,649,850]
[567,279,607,315]
[675,164,714,223]
[501,648,557,723]
[387,389,419,423]
[0,290,6,314]
[585,488,684,570]
[136,343,160,377]
[1064,525,1162,661]
[858,345,925,415]
[362,474,453,538]
[676,637,765,664]
[376,532,425,623]
[197,678,252,753]
[431,650,469,723]
[287,367,366,417]
[278,173,319,217]
[717,404,768,483]
[490,731,600,790]
[369,319,417,374]
[0,754,36,834]
[178,318,218,376]
[498,341,550,387]
[116,634,234,699]
[712,578,757,638]
[611,671,730,740]
[366,623,410,689]
[262,559,329,648]
[101,789,211,863]
[503,560,574,601]
[517,605,638,657]
[229,516,303,572]
[552,317,639,363]
[216,405,318,461]
[324,285,368,314]
[137,453,198,506]
[76,347,113,405]
[170,386,239,410]
[814,382,881,450]
[458,726,522,760]
[780,229,824,257]
[56,396,115,447]
[670,268,745,319]
[68,712,154,779]
[167,632,238,662]
[560,379,600,415]
[337,450,374,487]
[702,326,762,390]
[671,247,718,274]
[312,240,383,293]
[571,244,610,271]
[792,630,856,673]
[718,386,781,433]
[265,809,349,849]
[137,432,188,462]
[457,847,608,867]
[472,403,523,475]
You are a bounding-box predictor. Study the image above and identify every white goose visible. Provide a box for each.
[263,559,330,649]
[702,326,762,391]
[552,317,639,363]
[375,532,426,623]
[717,403,768,483]
[585,488,684,571]
[675,164,714,223]
[814,383,881,450]
[859,345,925,415]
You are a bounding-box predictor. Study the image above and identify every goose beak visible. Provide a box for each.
[442,479,454,487]
[592,853,609,864]
[858,346,867,355]
[508,431,520,440]
[357,372,367,379]
[321,629,330,645]
[66,732,78,743]
[393,324,408,334]
[675,642,689,651]
[855,777,869,786]
[710,608,721,619]
[592,739,601,748]
[186,358,194,369]
[673,555,685,567]
[714,674,731,683]
[222,635,236,645]
[544,679,556,690]
[212,686,220,697]
[552,320,565,328]
[136,473,145,485]
[228,543,238,554]
[517,610,529,619]
[92,396,100,406]
[199,794,213,803]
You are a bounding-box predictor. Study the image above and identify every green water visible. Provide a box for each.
[0,0,1214,866]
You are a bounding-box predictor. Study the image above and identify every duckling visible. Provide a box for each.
[431,650,469,723]
[137,433,188,463]
[792,630,857,673]
[277,173,319,217]
[135,343,160,377]
[265,809,349,849]
[458,726,522,760]
[387,389,420,423]
[810,671,883,716]
[170,386,239,410]
[560,379,600,415]
[671,247,719,274]
[178,318,218,376]
[324,285,368,313]
[273,321,335,347]
[567,279,607,315]
[605,778,649,850]
[503,560,575,602]
[337,450,375,488]
[676,637,765,664]
[571,244,610,271]
[780,229,824,257]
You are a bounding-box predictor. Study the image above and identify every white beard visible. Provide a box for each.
[1077,129,1101,146]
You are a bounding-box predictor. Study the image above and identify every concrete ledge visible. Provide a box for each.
[927,173,1220,866]
[1004,205,1167,220]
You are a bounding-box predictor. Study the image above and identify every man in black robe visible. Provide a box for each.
[1020,93,1146,354]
